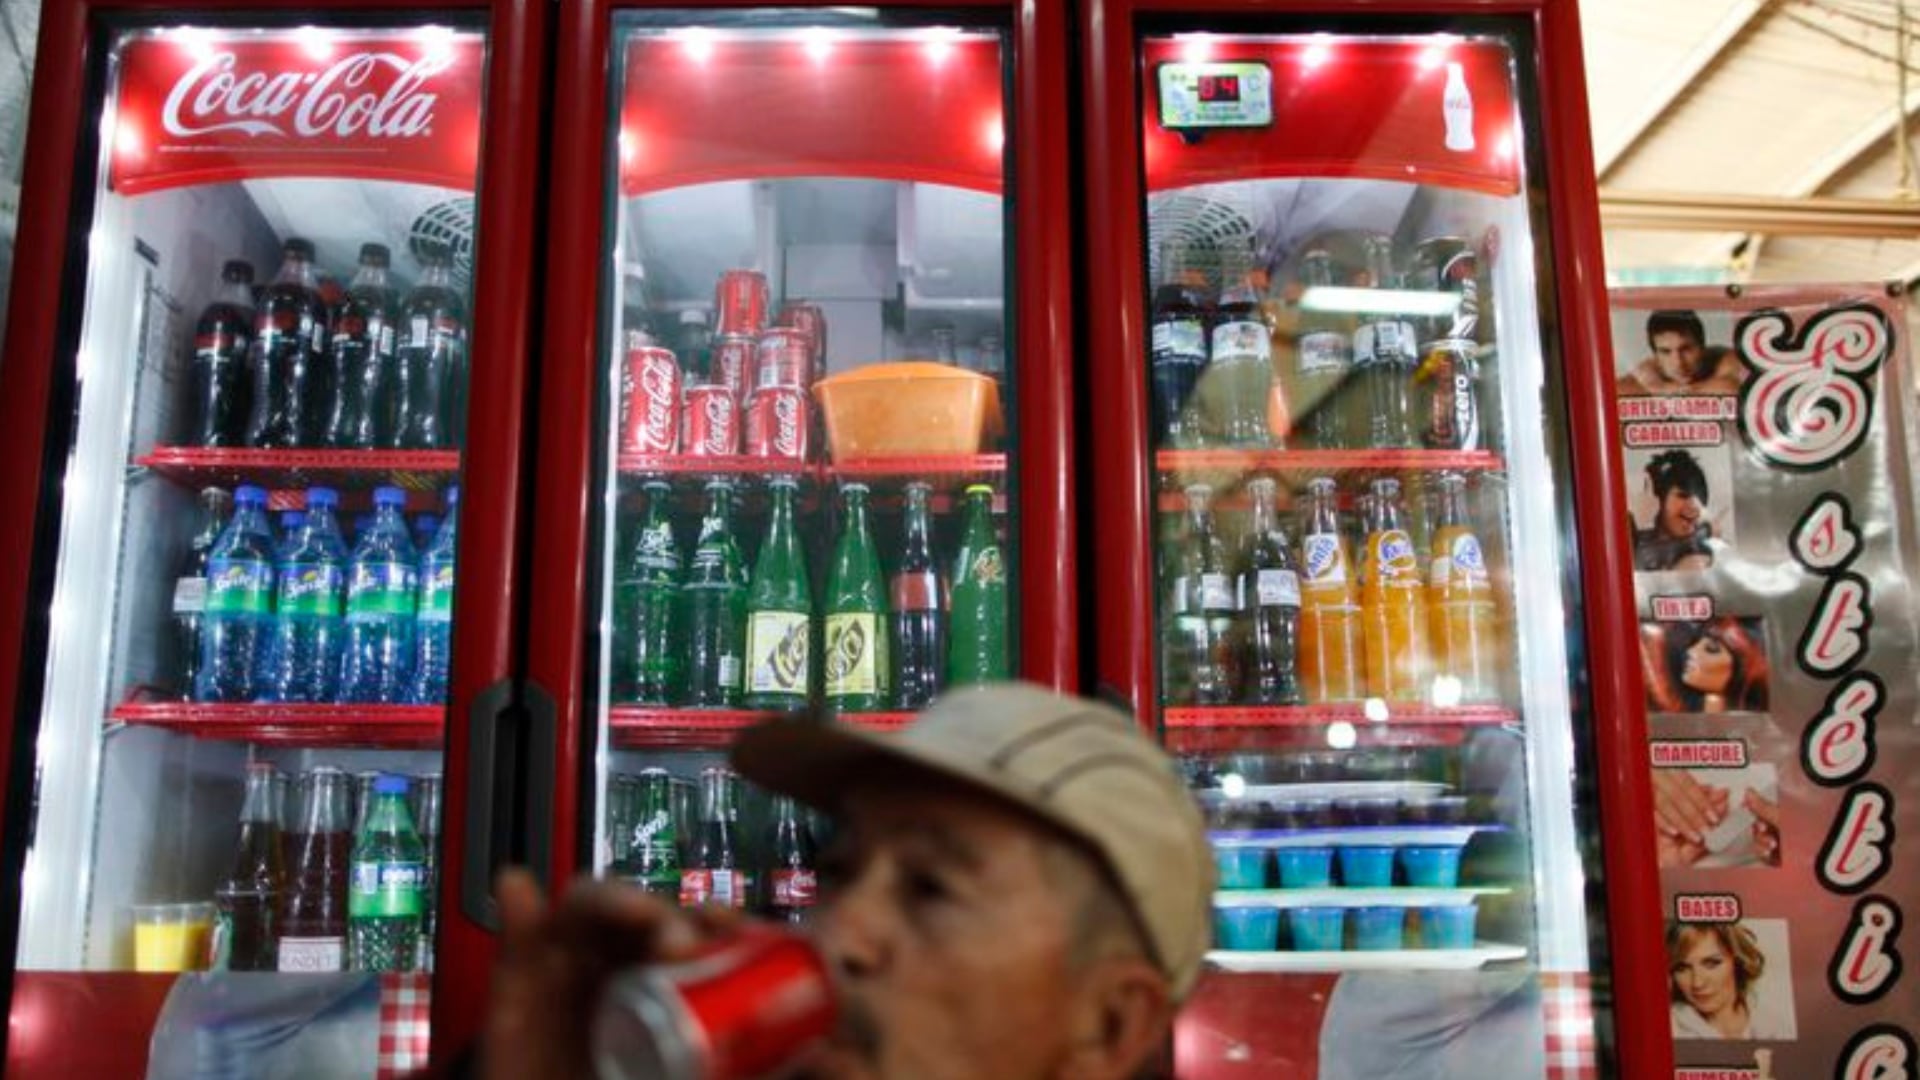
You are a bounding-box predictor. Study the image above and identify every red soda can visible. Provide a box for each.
[620,343,681,455]
[682,384,739,457]
[593,927,838,1080]
[754,327,812,391]
[745,385,811,462]
[778,302,828,378]
[714,270,769,337]
[711,333,756,403]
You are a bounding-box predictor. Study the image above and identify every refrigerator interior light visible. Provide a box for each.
[1299,34,1334,71]
[296,25,335,62]
[1417,34,1458,72]
[1218,772,1247,799]
[1176,32,1215,64]
[166,25,216,63]
[982,114,1004,155]
[677,27,715,64]
[922,26,961,65]
[1430,674,1464,708]
[1325,721,1358,750]
[803,27,837,63]
[1298,285,1461,318]
[1360,698,1390,724]
[618,128,638,167]
[416,24,459,65]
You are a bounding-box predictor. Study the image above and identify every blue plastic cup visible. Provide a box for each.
[1274,847,1335,888]
[1214,905,1281,951]
[1338,846,1397,888]
[1400,845,1465,888]
[1287,906,1346,952]
[1420,904,1479,949]
[1213,847,1269,890]
[1351,906,1406,950]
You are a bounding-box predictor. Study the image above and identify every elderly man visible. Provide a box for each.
[480,683,1214,1079]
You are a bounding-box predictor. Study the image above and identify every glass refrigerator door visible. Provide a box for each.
[582,14,1017,906]
[1135,29,1610,1077]
[8,19,492,1067]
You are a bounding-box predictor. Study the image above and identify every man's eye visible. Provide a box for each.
[905,870,948,902]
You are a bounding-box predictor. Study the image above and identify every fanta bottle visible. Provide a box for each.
[1298,478,1362,703]
[1427,472,1499,702]
[1361,478,1430,701]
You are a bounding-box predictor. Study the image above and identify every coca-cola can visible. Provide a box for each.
[754,327,812,391]
[778,302,828,378]
[682,384,739,457]
[711,333,756,403]
[592,927,838,1080]
[714,270,769,337]
[620,344,682,455]
[745,386,810,462]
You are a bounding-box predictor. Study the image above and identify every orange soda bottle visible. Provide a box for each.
[1297,477,1363,702]
[1426,472,1499,702]
[1361,478,1430,701]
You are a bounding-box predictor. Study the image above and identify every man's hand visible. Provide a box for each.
[482,869,743,1080]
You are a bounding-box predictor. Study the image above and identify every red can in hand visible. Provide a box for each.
[745,385,810,462]
[715,270,769,337]
[682,384,739,457]
[620,343,681,456]
[711,333,756,404]
[754,327,812,391]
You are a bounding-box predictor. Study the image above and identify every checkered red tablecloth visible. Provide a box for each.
[1542,971,1597,1080]
[377,973,432,1079]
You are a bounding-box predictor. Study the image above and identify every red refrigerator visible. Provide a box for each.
[0,0,546,1072]
[1079,1,1670,1077]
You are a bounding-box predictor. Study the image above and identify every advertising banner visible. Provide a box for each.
[1611,285,1919,1077]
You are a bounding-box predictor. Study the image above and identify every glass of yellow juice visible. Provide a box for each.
[132,902,213,972]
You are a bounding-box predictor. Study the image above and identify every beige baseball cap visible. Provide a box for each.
[732,682,1215,998]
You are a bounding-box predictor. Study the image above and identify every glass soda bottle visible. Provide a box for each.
[1238,477,1303,705]
[196,484,276,703]
[173,487,231,699]
[246,237,329,449]
[411,486,459,705]
[412,773,442,972]
[1298,477,1363,703]
[890,481,947,709]
[1356,235,1418,449]
[743,476,811,712]
[947,484,1008,686]
[823,483,889,714]
[326,243,401,449]
[765,794,817,925]
[394,249,468,451]
[192,259,256,447]
[1149,244,1211,448]
[682,480,748,708]
[340,486,419,703]
[680,768,748,909]
[1294,249,1352,450]
[348,774,426,972]
[614,481,684,704]
[1166,484,1238,705]
[210,762,285,971]
[1361,478,1431,702]
[268,486,348,703]
[279,766,350,972]
[629,768,681,900]
[1206,272,1275,448]
[1427,473,1499,703]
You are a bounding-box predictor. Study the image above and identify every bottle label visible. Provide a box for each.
[1302,534,1347,584]
[196,333,247,360]
[891,571,943,613]
[965,547,1005,585]
[277,936,345,972]
[278,564,343,616]
[1373,530,1420,582]
[173,575,208,615]
[409,315,430,347]
[333,312,369,344]
[1355,320,1417,366]
[1298,331,1351,375]
[1151,319,1207,365]
[1437,533,1490,587]
[632,809,677,863]
[376,324,396,357]
[746,610,810,696]
[208,911,233,970]
[772,869,818,908]
[824,612,881,697]
[1250,568,1301,608]
[679,869,747,909]
[1211,320,1271,365]
[1198,572,1235,612]
[349,859,425,917]
[718,654,742,690]
[348,561,418,617]
[634,522,680,574]
[206,558,273,615]
[420,562,456,621]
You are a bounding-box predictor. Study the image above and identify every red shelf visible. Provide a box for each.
[617,453,810,480]
[1157,449,1505,475]
[616,454,1007,486]
[1163,704,1515,753]
[109,699,443,748]
[610,705,916,749]
[825,454,1006,481]
[136,446,460,493]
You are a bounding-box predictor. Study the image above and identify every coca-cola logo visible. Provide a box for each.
[703,394,735,451]
[162,50,447,140]
[771,393,802,455]
[638,355,677,444]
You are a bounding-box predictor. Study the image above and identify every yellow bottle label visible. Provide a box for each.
[824,613,881,697]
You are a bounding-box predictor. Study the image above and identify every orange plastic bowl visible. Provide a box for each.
[811,361,1003,461]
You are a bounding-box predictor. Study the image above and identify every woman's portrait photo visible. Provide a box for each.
[1641,616,1770,716]
[1628,447,1733,573]
[1668,920,1798,1041]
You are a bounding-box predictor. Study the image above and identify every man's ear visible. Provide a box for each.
[1058,956,1175,1080]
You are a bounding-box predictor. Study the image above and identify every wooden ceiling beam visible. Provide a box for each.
[1595,0,1774,180]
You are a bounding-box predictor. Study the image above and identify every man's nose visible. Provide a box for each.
[815,865,896,981]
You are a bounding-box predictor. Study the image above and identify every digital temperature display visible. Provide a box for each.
[1197,75,1241,103]
[1158,62,1272,129]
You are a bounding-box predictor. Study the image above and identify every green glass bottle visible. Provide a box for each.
[948,484,1009,686]
[682,480,748,708]
[612,481,683,704]
[629,768,681,899]
[823,482,889,713]
[744,476,812,712]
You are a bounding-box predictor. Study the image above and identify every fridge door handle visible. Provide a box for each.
[459,678,557,930]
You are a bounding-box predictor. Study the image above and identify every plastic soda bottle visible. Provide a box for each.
[1295,250,1353,450]
[411,514,442,562]
[614,481,684,704]
[1166,484,1238,705]
[394,249,468,450]
[823,483,889,713]
[275,510,307,561]
[268,487,347,702]
[1361,478,1431,701]
[1297,477,1363,703]
[743,476,812,712]
[1238,476,1302,705]
[246,237,329,449]
[209,762,285,971]
[1427,472,1499,703]
[682,481,748,707]
[191,260,256,448]
[890,481,947,709]
[1356,235,1419,449]
[196,484,276,703]
[411,487,459,705]
[340,486,419,703]
[1206,273,1276,448]
[628,768,681,900]
[174,487,231,699]
[326,243,400,449]
[412,773,442,972]
[348,775,426,972]
[280,766,350,972]
[947,484,1009,686]
[1149,245,1211,448]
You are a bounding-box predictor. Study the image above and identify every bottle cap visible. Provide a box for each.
[359,243,391,266]
[679,309,708,327]
[221,260,255,284]
[373,485,407,507]
[445,485,460,508]
[306,486,339,509]
[840,481,871,496]
[374,774,410,796]
[234,484,269,505]
[964,483,995,497]
[284,237,316,261]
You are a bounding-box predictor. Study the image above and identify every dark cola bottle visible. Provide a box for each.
[394,250,469,451]
[247,238,329,449]
[191,260,256,447]
[890,482,947,709]
[326,244,400,449]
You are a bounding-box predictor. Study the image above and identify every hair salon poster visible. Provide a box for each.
[1611,285,1920,1079]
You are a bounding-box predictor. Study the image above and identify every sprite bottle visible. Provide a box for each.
[681,480,748,708]
[347,774,426,972]
[743,476,812,711]
[948,484,1009,685]
[824,482,889,713]
[614,482,684,704]
[628,768,681,899]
